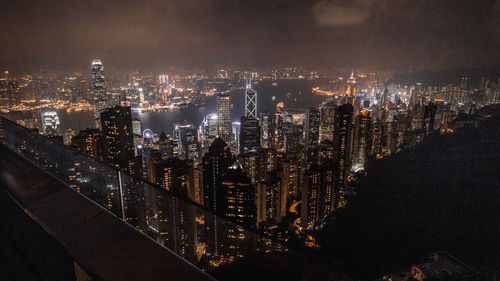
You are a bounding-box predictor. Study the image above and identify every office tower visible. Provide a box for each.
[183,125,199,164]
[301,162,336,229]
[347,72,356,97]
[41,111,61,136]
[332,104,353,208]
[231,121,241,152]
[220,164,256,227]
[305,108,320,150]
[202,138,234,213]
[239,116,260,154]
[274,111,285,151]
[238,151,266,185]
[244,79,257,118]
[132,119,141,135]
[351,110,372,171]
[100,105,135,172]
[199,113,218,150]
[91,59,106,127]
[174,123,199,164]
[260,112,272,148]
[157,131,178,160]
[217,93,231,144]
[158,74,168,85]
[207,114,218,138]
[70,129,102,160]
[319,100,336,143]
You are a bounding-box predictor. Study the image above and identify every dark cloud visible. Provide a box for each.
[313,0,371,26]
[0,0,499,73]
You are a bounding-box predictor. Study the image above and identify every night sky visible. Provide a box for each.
[1,0,499,73]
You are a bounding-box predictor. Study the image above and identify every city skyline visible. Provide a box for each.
[1,2,500,281]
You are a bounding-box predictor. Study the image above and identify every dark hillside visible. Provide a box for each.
[318,105,500,280]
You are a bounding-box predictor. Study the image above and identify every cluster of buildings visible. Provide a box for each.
[3,60,499,270]
[30,62,500,236]
[65,61,500,241]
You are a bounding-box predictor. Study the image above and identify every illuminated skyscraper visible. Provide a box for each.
[220,164,256,227]
[91,59,106,127]
[351,110,372,171]
[149,158,197,261]
[231,121,241,151]
[202,138,234,213]
[347,72,356,97]
[301,162,336,229]
[41,111,61,136]
[259,174,285,224]
[347,72,356,108]
[244,79,257,118]
[239,116,260,154]
[70,128,102,160]
[100,105,135,173]
[199,113,218,150]
[319,100,336,143]
[132,119,141,136]
[305,107,320,150]
[174,123,199,164]
[217,93,231,144]
[332,104,353,208]
[260,112,271,148]
[281,157,300,200]
[150,158,192,194]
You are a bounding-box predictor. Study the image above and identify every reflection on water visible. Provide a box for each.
[1,79,327,136]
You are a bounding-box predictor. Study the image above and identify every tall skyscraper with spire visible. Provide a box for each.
[347,72,356,97]
[244,78,257,118]
[91,59,106,128]
[347,72,356,108]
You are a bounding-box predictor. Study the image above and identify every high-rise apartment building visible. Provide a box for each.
[100,105,135,172]
[332,104,353,208]
[351,110,372,170]
[70,128,102,160]
[301,162,336,229]
[319,100,336,143]
[305,107,320,150]
[202,138,234,213]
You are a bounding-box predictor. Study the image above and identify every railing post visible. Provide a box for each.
[117,170,126,220]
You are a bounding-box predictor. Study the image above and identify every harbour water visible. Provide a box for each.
[2,79,327,136]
